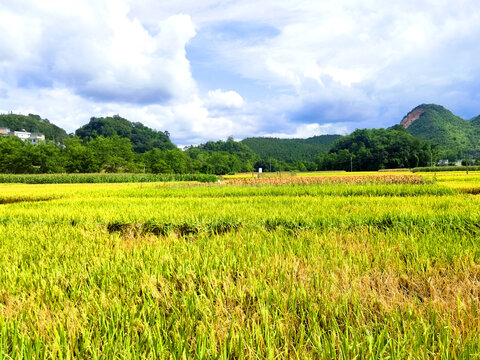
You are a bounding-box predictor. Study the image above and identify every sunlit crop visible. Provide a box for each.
[0,173,218,184]
[226,173,427,185]
[1,172,480,358]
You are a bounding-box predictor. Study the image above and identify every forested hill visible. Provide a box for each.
[75,115,176,153]
[400,104,480,159]
[241,135,342,163]
[317,126,434,171]
[471,115,480,126]
[0,113,68,142]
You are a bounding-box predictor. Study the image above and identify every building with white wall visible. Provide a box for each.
[11,130,31,141]
[0,128,46,144]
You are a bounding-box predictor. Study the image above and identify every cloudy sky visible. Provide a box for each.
[1,0,480,145]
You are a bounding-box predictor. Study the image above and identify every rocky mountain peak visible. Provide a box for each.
[400,108,425,129]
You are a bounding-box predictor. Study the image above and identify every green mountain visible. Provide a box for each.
[0,113,68,142]
[318,127,434,171]
[241,135,342,163]
[185,137,260,173]
[187,137,259,163]
[75,115,176,153]
[400,104,480,158]
[471,115,480,127]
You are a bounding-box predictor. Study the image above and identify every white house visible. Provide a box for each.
[11,130,31,141]
[1,128,46,144]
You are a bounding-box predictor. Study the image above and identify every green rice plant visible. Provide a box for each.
[412,166,480,172]
[0,173,218,184]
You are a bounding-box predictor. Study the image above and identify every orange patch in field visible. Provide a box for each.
[225,174,425,186]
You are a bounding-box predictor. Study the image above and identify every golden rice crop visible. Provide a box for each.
[0,172,479,358]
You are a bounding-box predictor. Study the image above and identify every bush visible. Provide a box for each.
[412,166,480,172]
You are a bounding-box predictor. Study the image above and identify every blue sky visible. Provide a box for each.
[1,0,480,145]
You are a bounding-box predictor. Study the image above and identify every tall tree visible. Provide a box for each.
[87,135,135,173]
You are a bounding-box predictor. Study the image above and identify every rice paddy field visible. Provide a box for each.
[1,171,480,358]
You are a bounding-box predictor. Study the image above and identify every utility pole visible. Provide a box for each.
[350,156,353,172]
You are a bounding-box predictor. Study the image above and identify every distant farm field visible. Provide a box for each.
[1,172,480,358]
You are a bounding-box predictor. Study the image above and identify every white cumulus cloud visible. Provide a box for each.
[0,0,197,104]
[205,89,245,109]
[265,123,349,139]
[2,0,480,143]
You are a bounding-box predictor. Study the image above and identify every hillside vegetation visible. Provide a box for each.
[241,135,341,163]
[185,137,260,174]
[0,113,68,142]
[471,114,480,126]
[75,115,176,153]
[401,104,480,159]
[317,126,434,171]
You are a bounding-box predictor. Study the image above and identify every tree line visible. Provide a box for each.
[0,127,438,174]
[0,135,238,174]
[316,126,436,171]
[0,135,267,174]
